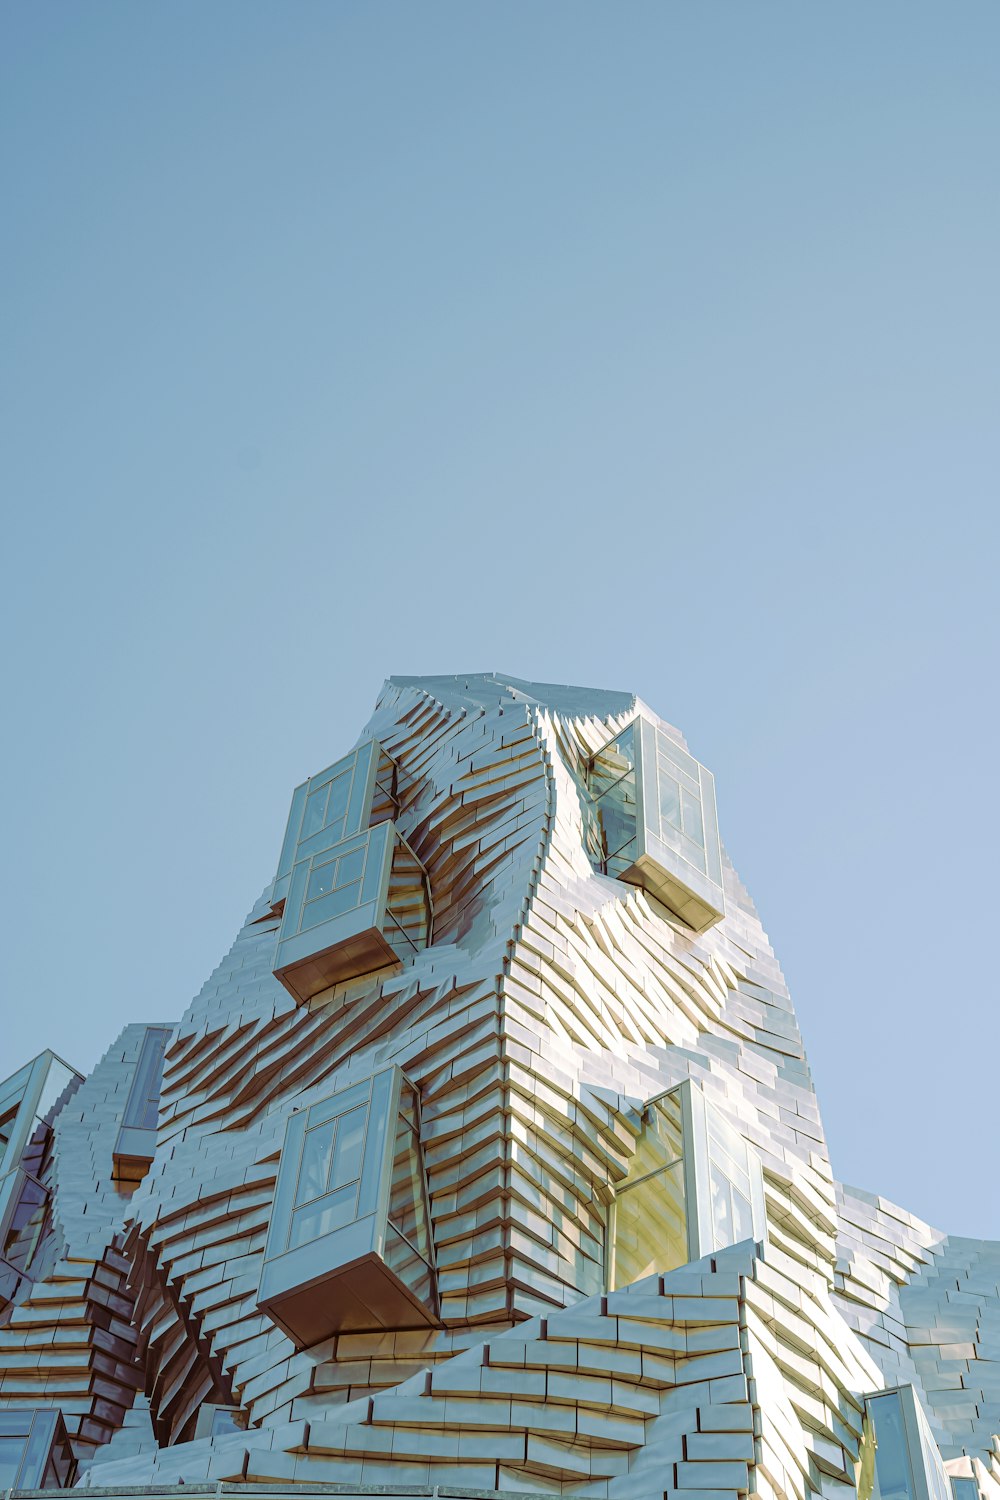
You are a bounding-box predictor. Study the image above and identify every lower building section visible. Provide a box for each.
[1,675,998,1500]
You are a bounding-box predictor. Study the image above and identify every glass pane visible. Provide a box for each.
[336,848,366,887]
[658,772,682,832]
[0,1063,32,1111]
[308,1081,371,1131]
[33,1058,81,1125]
[913,1390,952,1500]
[710,1162,734,1246]
[654,728,701,784]
[589,725,636,799]
[869,1393,913,1500]
[18,1415,53,1489]
[296,1119,335,1204]
[679,832,708,874]
[398,1083,418,1129]
[605,835,638,879]
[621,1092,684,1188]
[383,1221,433,1303]
[299,881,363,931]
[0,1105,19,1169]
[288,1183,358,1249]
[210,1409,247,1437]
[732,1188,754,1242]
[330,1106,367,1188]
[680,786,704,847]
[0,1437,26,1490]
[588,727,639,879]
[356,1070,393,1219]
[325,773,350,828]
[612,1159,686,1289]
[300,786,329,839]
[306,861,337,902]
[388,1117,429,1259]
[124,1029,170,1130]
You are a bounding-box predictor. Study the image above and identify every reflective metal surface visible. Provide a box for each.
[0,675,995,1500]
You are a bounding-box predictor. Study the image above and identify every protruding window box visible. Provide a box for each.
[0,1052,81,1184]
[258,1066,437,1349]
[272,741,431,1003]
[0,1053,81,1314]
[274,817,431,1004]
[113,1027,172,1186]
[587,718,725,931]
[0,1409,75,1490]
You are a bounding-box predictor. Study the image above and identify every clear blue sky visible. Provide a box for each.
[2,3,998,1237]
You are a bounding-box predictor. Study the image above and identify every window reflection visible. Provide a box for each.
[609,1081,765,1290]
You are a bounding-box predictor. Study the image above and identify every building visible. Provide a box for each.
[0,673,997,1500]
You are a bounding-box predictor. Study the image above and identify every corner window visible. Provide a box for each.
[258,1065,437,1347]
[0,1052,82,1315]
[0,1410,75,1490]
[585,717,725,931]
[608,1080,765,1290]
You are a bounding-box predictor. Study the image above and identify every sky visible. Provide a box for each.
[2,2,998,1239]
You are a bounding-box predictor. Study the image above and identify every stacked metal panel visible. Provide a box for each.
[0,674,995,1500]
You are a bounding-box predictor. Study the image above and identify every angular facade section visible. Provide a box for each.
[258,1064,436,1345]
[0,673,995,1500]
[273,740,431,1001]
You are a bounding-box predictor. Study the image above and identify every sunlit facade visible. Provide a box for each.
[0,674,997,1500]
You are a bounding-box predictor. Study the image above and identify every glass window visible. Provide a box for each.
[331,1105,366,1189]
[306,861,336,902]
[299,881,364,932]
[869,1393,915,1500]
[123,1029,170,1132]
[587,725,640,879]
[610,1091,688,1290]
[337,847,366,887]
[286,1095,370,1249]
[296,1120,335,1204]
[0,1435,26,1489]
[300,785,329,840]
[325,773,351,834]
[288,1183,358,1249]
[658,772,681,832]
[681,786,704,847]
[0,1103,21,1171]
[613,1159,687,1288]
[259,1065,437,1345]
[388,1115,430,1261]
[585,717,725,931]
